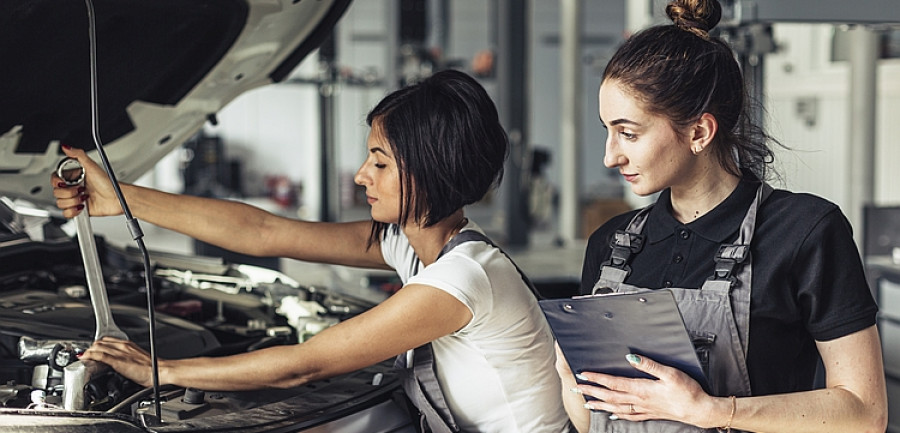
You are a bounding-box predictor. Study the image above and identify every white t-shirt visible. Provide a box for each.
[381,221,570,433]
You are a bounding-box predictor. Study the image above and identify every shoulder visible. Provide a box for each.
[754,189,857,267]
[764,189,839,215]
[412,240,493,298]
[759,189,847,240]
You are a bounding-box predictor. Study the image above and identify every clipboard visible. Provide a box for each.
[539,290,708,391]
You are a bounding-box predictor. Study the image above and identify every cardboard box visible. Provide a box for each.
[581,198,632,238]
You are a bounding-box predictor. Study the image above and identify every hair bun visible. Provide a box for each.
[666,0,722,37]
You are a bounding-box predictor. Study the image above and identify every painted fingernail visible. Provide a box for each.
[570,387,582,394]
[62,144,71,150]
[81,195,89,202]
[76,204,84,211]
[78,186,86,194]
[575,373,588,381]
[583,403,592,410]
[609,414,619,421]
[57,182,67,188]
[626,354,641,365]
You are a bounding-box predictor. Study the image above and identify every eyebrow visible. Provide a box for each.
[599,116,641,127]
[369,146,390,156]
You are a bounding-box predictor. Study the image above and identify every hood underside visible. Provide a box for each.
[1,0,350,207]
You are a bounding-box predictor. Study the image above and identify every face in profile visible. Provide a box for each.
[599,79,698,196]
[355,121,403,224]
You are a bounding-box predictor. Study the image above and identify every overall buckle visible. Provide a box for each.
[709,244,749,284]
[601,230,644,274]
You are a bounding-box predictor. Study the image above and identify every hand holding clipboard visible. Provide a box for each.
[539,290,708,391]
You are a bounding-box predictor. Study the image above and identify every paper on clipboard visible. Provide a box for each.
[539,289,708,391]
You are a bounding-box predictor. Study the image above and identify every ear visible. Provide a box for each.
[690,113,718,155]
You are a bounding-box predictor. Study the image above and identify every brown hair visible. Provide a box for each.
[666,0,721,38]
[602,0,777,180]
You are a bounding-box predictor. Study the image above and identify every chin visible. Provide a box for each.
[629,184,663,197]
[370,212,399,225]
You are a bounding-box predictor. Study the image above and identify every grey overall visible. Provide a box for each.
[587,184,771,433]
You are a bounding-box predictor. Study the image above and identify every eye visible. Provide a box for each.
[620,131,637,140]
[375,163,387,169]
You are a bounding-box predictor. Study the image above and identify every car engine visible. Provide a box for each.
[0,199,408,431]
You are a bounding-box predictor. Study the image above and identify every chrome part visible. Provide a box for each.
[56,157,129,342]
[17,336,91,364]
[62,360,109,410]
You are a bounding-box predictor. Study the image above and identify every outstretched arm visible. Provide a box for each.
[81,281,473,390]
[52,146,386,269]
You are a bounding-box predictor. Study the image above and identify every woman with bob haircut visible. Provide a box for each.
[556,1,887,432]
[53,69,571,433]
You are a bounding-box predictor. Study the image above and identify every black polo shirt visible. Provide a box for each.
[580,175,878,396]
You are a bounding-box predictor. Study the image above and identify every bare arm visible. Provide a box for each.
[726,325,887,433]
[573,325,887,432]
[555,343,591,433]
[52,146,386,269]
[81,282,473,390]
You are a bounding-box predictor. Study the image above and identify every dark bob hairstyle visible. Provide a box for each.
[365,69,508,246]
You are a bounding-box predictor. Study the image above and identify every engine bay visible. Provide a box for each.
[0,209,404,431]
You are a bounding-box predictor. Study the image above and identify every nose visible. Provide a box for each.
[603,134,624,168]
[354,162,368,186]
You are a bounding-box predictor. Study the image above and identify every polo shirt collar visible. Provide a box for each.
[644,173,762,244]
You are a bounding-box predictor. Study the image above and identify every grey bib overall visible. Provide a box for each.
[588,184,771,433]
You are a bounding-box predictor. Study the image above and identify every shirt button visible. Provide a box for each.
[673,254,683,263]
[680,230,690,239]
[664,281,673,287]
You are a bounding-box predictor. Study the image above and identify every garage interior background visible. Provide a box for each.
[75,0,900,429]
[86,0,899,288]
[89,0,900,308]
[91,0,900,247]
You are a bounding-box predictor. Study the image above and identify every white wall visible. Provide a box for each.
[197,57,323,220]
[764,23,900,226]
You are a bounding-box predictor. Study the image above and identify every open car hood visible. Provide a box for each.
[0,2,417,432]
[1,0,350,207]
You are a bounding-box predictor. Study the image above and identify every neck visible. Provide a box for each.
[403,209,468,266]
[669,165,740,224]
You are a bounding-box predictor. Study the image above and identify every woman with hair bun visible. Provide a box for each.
[556,1,887,432]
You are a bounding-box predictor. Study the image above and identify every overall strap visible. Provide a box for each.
[397,228,537,433]
[596,206,652,289]
[702,183,773,291]
[442,230,542,300]
[700,183,773,362]
[397,343,461,433]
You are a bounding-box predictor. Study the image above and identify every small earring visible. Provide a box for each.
[693,146,702,154]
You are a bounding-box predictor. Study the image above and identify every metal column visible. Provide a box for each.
[496,0,530,248]
[318,33,339,223]
[847,26,879,246]
[559,0,582,244]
